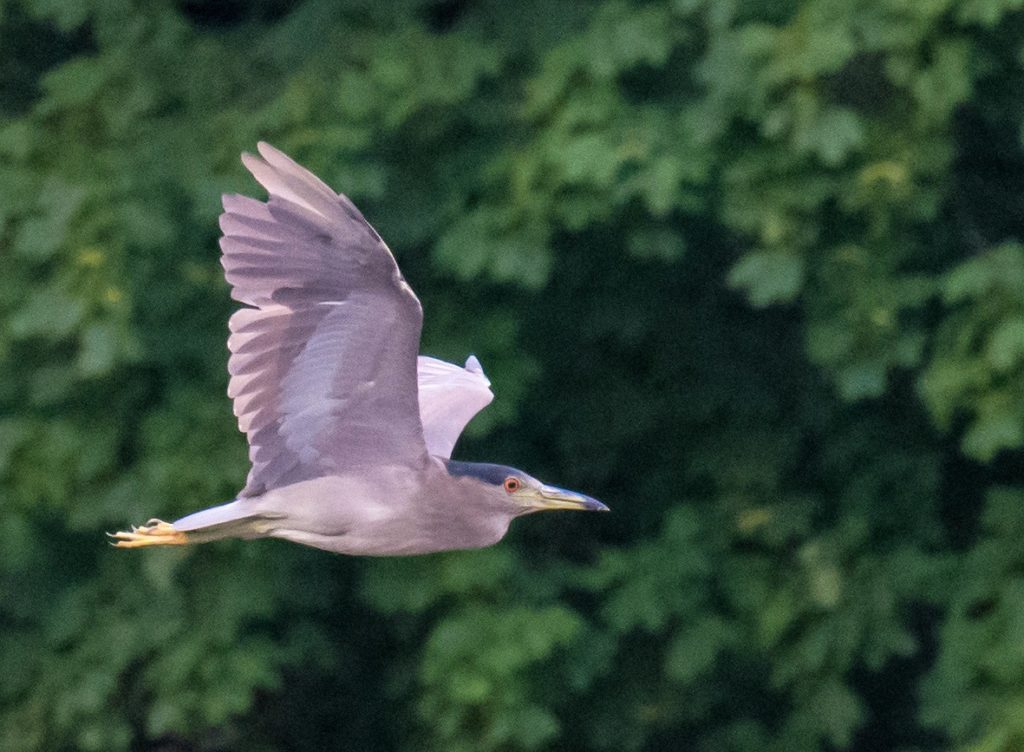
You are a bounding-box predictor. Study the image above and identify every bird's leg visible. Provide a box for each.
[108,519,189,548]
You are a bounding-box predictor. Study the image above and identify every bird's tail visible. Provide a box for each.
[109,500,280,549]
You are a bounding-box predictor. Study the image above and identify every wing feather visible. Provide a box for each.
[222,143,426,497]
[417,355,494,459]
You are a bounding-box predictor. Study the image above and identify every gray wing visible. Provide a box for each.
[417,355,493,459]
[222,142,427,497]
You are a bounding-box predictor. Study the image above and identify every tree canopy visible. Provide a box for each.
[3,0,1024,750]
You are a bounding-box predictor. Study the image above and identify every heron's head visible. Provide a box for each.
[445,461,609,516]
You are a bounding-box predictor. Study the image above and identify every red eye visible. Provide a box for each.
[503,477,521,493]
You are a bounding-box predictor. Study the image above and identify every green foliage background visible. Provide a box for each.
[3,0,1024,749]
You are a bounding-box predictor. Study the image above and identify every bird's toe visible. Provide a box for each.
[108,519,188,548]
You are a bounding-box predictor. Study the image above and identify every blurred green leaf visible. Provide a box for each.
[727,249,805,306]
[664,615,731,682]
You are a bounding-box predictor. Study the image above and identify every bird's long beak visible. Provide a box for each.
[524,485,610,512]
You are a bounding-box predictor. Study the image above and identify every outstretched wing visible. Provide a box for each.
[222,142,427,497]
[417,355,494,459]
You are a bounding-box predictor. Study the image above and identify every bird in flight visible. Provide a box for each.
[111,143,607,555]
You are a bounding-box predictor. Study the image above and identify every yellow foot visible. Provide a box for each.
[108,518,189,548]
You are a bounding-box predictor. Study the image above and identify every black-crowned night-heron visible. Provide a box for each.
[111,143,607,555]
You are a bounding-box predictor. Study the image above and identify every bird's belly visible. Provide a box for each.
[271,513,508,556]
